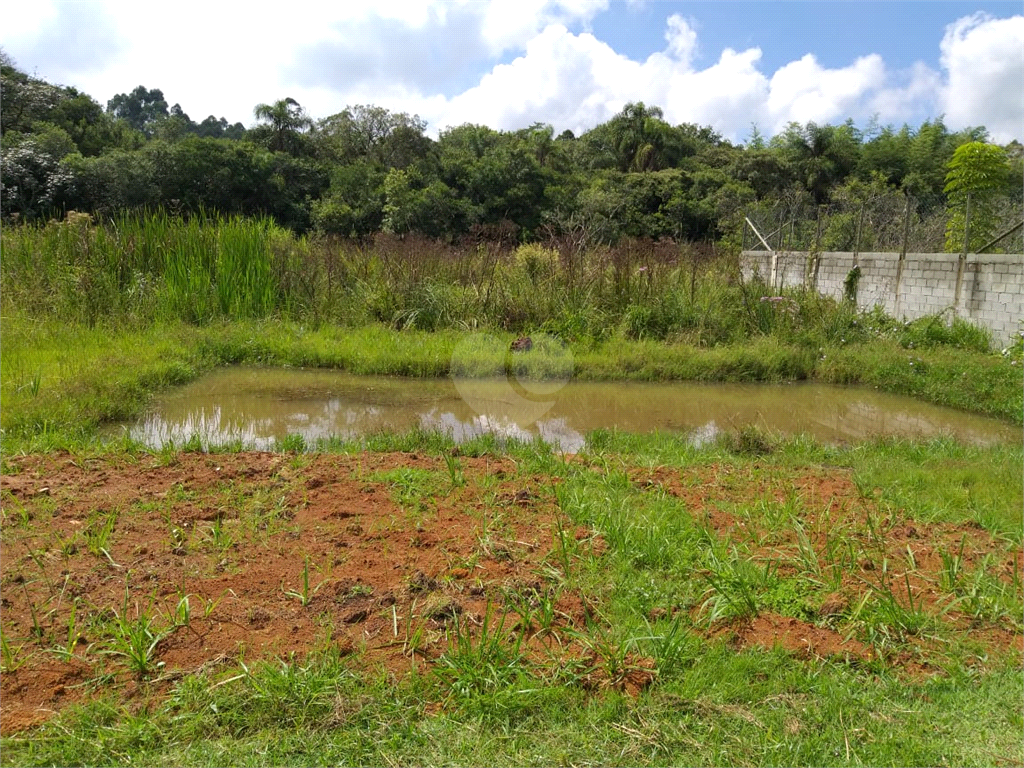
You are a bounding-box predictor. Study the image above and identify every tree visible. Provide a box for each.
[317,105,430,168]
[857,125,912,187]
[746,123,765,150]
[774,120,861,204]
[195,115,245,140]
[1,53,63,137]
[312,160,386,236]
[0,123,78,218]
[607,102,671,172]
[251,98,313,155]
[106,86,169,135]
[730,149,795,200]
[901,118,988,211]
[943,141,1013,252]
[382,167,416,235]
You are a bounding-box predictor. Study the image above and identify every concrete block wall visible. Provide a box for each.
[853,253,900,316]
[897,254,960,317]
[959,255,1024,345]
[813,252,856,302]
[776,252,807,290]
[743,251,772,284]
[740,250,1023,346]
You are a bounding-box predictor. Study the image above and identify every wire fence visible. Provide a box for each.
[742,190,1023,255]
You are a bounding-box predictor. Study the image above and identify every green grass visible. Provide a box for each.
[1,211,1020,765]
[1,432,1021,766]
[3,661,1020,766]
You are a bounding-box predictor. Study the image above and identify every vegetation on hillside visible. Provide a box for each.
[3,50,1021,245]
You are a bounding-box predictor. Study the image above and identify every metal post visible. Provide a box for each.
[961,192,973,256]
[893,194,912,317]
[954,193,971,316]
[853,204,865,266]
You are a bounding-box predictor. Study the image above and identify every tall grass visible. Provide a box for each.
[1,211,893,347]
[1,211,279,326]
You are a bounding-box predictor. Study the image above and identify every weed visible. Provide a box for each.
[52,598,83,661]
[699,546,777,623]
[443,453,466,489]
[82,509,118,557]
[1,631,33,672]
[792,520,821,578]
[277,433,307,453]
[857,573,934,642]
[22,582,45,640]
[101,587,170,678]
[166,591,193,629]
[939,537,967,593]
[551,515,577,583]
[504,585,561,641]
[167,522,188,553]
[646,615,696,677]
[206,513,234,554]
[284,556,324,607]
[435,602,528,700]
[720,425,776,456]
[56,533,79,558]
[953,554,1023,629]
[400,600,436,663]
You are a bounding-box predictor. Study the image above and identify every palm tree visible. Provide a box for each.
[611,102,668,172]
[252,98,313,154]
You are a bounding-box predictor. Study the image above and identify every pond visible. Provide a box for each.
[115,367,1018,452]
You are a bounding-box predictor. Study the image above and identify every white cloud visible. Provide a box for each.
[421,11,1022,143]
[866,61,944,125]
[1,3,1020,144]
[765,53,886,130]
[664,14,698,68]
[480,0,556,53]
[422,22,901,141]
[939,13,1024,143]
[663,47,769,132]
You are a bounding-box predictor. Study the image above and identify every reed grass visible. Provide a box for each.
[0,212,910,347]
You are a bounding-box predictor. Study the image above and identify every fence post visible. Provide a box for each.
[769,210,783,290]
[893,194,912,317]
[954,192,971,317]
[852,204,865,266]
[807,206,824,290]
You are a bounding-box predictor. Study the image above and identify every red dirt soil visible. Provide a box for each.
[1,452,1020,734]
[2,451,606,733]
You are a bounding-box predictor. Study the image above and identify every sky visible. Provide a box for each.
[3,1,1023,144]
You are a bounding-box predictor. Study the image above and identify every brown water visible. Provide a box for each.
[117,367,1018,452]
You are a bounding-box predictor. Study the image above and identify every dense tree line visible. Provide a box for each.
[2,51,1021,242]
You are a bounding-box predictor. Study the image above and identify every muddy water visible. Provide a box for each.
[117,367,1018,452]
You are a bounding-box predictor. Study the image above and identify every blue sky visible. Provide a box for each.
[589,2,1022,72]
[3,1,1022,143]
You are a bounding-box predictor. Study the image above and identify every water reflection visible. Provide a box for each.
[119,367,1017,451]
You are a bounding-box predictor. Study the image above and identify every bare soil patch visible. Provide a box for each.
[0,451,592,733]
[1,453,1020,733]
